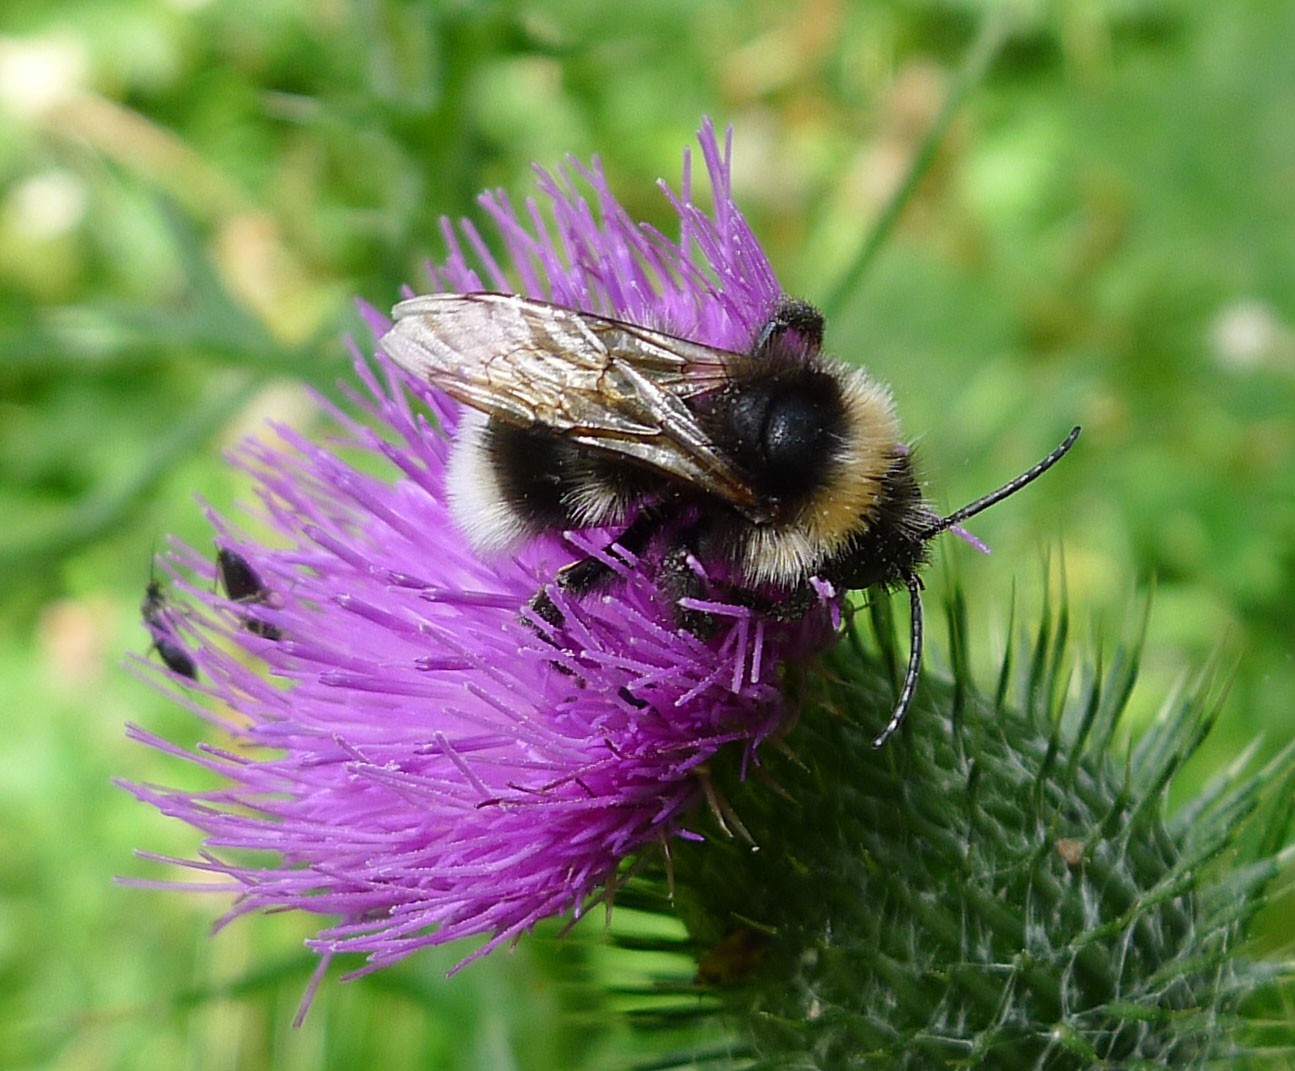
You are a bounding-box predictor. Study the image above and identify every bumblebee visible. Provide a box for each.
[380,292,1079,745]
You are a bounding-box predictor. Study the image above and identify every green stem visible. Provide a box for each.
[822,6,1019,320]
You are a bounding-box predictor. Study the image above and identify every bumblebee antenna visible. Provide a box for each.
[927,426,1081,536]
[872,427,1081,747]
[873,572,925,748]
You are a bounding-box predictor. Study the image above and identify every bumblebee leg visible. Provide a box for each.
[528,507,667,628]
[658,531,828,636]
[528,588,567,630]
[659,543,721,638]
[726,579,821,622]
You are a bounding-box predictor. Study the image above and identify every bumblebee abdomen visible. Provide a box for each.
[448,413,666,551]
[487,422,573,530]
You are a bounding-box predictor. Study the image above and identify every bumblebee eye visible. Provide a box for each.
[761,389,840,494]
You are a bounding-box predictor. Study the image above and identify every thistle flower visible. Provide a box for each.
[123,121,834,999]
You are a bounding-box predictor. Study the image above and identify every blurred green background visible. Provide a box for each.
[2,1,1293,1068]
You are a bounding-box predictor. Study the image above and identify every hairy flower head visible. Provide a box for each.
[123,121,836,1002]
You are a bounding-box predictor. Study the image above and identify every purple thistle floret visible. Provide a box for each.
[123,120,835,1005]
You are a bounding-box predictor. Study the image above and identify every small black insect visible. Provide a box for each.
[381,292,1079,745]
[216,547,281,640]
[142,578,198,680]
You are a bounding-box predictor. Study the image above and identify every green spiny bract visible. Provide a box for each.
[629,595,1294,1070]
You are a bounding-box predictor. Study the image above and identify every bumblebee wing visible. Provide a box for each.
[381,292,765,517]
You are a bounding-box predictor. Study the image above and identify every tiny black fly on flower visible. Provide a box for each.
[216,546,282,640]
[380,292,1079,746]
[141,565,197,681]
